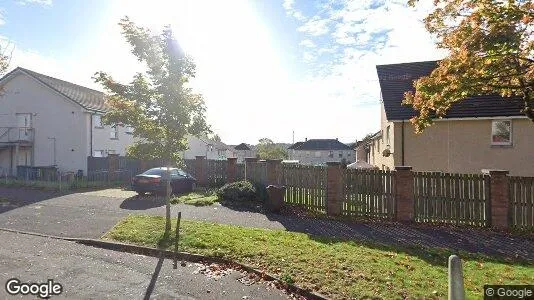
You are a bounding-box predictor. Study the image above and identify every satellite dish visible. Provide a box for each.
[382,148,392,157]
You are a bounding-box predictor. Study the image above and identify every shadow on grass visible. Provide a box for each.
[120,195,166,210]
[264,209,534,266]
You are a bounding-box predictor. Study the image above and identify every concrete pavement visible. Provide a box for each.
[0,231,288,299]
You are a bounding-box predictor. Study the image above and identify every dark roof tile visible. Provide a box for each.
[294,139,352,151]
[376,61,524,120]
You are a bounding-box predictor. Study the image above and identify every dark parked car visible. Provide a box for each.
[131,167,196,196]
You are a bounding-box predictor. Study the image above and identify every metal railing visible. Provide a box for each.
[0,167,133,191]
[0,127,34,143]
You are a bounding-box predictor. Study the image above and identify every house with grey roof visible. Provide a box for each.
[0,67,135,175]
[288,138,355,165]
[366,60,534,175]
[229,143,256,163]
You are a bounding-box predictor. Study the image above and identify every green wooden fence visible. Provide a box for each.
[342,169,395,219]
[281,164,326,213]
[413,172,490,227]
[509,176,534,229]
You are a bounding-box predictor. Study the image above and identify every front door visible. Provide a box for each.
[16,114,32,141]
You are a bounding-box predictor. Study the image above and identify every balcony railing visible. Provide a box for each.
[0,127,34,144]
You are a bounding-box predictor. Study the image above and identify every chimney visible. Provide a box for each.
[305,138,308,142]
[336,138,338,141]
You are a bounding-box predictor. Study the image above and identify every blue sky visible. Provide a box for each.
[0,0,445,144]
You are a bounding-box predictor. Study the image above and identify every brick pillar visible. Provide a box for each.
[244,157,258,181]
[326,162,343,216]
[488,170,510,229]
[108,154,119,181]
[394,166,414,222]
[226,157,237,183]
[266,159,282,186]
[195,156,207,186]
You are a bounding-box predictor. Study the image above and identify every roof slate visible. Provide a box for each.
[292,139,352,151]
[376,61,524,120]
[234,143,252,150]
[5,67,107,112]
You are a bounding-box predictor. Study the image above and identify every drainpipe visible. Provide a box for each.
[90,114,93,157]
[401,120,405,165]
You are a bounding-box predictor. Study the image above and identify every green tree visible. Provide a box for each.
[256,138,289,160]
[404,0,533,133]
[94,17,210,232]
[209,134,221,142]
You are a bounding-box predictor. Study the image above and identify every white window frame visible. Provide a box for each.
[93,150,104,157]
[386,125,391,145]
[110,125,119,139]
[328,151,334,158]
[93,114,103,128]
[107,150,116,155]
[125,126,134,134]
[491,120,512,146]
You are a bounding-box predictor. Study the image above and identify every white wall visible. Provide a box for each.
[0,73,88,173]
[89,113,136,158]
[182,135,229,160]
[292,149,355,165]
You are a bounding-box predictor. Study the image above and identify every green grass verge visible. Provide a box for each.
[170,189,218,206]
[103,215,534,299]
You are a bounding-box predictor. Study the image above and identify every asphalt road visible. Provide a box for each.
[0,187,285,239]
[0,231,288,299]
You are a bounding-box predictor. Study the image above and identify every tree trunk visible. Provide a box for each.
[164,164,172,233]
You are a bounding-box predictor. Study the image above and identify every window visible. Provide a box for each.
[110,125,119,139]
[328,151,334,158]
[93,115,103,128]
[347,152,351,157]
[315,151,321,157]
[125,126,134,134]
[306,151,311,156]
[107,150,116,155]
[491,120,512,145]
[338,152,343,158]
[386,125,390,145]
[93,150,104,157]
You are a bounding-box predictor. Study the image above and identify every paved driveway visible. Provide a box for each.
[1,187,533,261]
[0,231,287,299]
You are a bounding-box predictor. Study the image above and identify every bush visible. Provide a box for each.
[216,181,257,202]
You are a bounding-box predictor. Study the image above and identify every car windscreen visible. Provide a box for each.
[142,168,164,176]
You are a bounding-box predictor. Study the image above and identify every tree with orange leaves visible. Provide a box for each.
[404,0,533,133]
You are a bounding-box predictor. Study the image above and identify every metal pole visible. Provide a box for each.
[448,255,465,300]
[173,211,182,269]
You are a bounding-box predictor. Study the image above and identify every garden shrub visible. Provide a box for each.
[216,180,257,202]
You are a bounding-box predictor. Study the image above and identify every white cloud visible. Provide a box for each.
[15,0,52,6]
[297,16,331,36]
[283,0,306,21]
[299,39,316,48]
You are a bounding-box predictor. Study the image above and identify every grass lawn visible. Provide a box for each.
[103,215,534,299]
[170,189,218,206]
